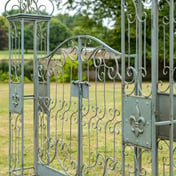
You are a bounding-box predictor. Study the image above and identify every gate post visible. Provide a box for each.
[151,0,158,175]
[77,37,83,175]
[6,1,53,175]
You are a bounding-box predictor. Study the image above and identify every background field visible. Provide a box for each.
[0,50,35,60]
[0,83,9,175]
[0,81,174,175]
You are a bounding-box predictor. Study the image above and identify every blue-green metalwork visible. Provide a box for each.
[7,0,52,175]
[37,35,124,175]
[7,0,176,175]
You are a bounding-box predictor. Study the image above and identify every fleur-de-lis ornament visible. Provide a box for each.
[12,88,20,108]
[129,103,146,137]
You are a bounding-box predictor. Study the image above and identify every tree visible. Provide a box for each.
[56,0,120,22]
[56,13,112,47]
[56,1,153,56]
[24,24,33,54]
[0,16,8,49]
[50,17,72,50]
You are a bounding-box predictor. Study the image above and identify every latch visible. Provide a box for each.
[71,80,89,99]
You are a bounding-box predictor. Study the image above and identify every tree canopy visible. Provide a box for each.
[50,17,72,50]
[56,0,120,21]
[0,16,8,50]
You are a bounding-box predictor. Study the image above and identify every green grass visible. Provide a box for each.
[0,82,175,175]
[0,83,9,175]
[0,50,37,60]
[0,50,9,60]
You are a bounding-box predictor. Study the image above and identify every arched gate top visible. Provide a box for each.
[38,35,136,83]
[40,35,136,61]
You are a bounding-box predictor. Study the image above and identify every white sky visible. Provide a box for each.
[0,0,7,15]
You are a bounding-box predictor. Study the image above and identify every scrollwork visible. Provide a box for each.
[37,35,123,175]
[39,36,122,85]
[10,114,22,171]
[5,0,55,16]
[158,139,170,175]
[125,0,149,22]
[124,66,152,97]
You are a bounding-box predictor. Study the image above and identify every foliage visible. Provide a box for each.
[0,61,9,81]
[24,24,34,54]
[0,61,33,82]
[0,60,8,72]
[24,60,33,81]
[56,0,120,21]
[56,13,112,48]
[0,71,9,82]
[0,16,8,50]
[50,17,72,50]
[55,0,167,62]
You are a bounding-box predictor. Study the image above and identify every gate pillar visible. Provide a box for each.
[6,1,53,175]
[121,0,176,175]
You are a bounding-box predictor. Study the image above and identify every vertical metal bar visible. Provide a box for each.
[47,21,50,165]
[151,1,158,175]
[21,18,24,176]
[138,0,142,90]
[47,21,50,56]
[135,8,139,96]
[77,37,83,175]
[33,20,38,175]
[134,13,138,176]
[137,1,143,175]
[9,21,11,176]
[121,0,125,175]
[169,1,174,175]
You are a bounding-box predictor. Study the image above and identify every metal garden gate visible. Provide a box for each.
[7,0,176,175]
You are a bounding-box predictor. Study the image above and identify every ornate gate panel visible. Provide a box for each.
[37,36,124,175]
[120,0,153,175]
[121,0,176,175]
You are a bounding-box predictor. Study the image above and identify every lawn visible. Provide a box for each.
[0,83,9,175]
[0,82,175,175]
[0,50,35,60]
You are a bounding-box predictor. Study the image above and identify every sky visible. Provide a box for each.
[0,0,7,15]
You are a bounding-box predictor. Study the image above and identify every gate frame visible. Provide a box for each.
[6,0,176,175]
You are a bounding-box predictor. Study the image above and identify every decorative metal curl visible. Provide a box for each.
[5,0,55,16]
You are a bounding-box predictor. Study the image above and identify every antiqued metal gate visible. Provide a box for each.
[7,0,176,176]
[36,35,125,175]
